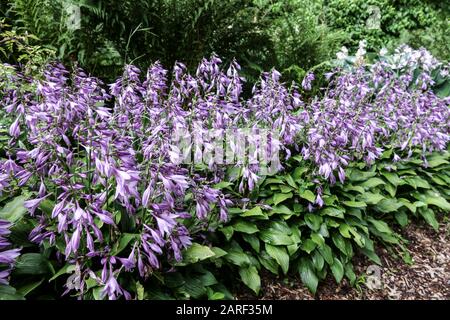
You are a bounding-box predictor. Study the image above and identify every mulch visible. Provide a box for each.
[235,220,450,300]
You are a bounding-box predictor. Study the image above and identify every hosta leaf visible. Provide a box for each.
[360,178,385,189]
[339,224,352,238]
[332,234,348,256]
[347,168,376,182]
[232,220,259,234]
[312,250,325,271]
[240,206,266,218]
[311,233,325,247]
[284,175,297,188]
[300,239,317,254]
[266,244,289,274]
[382,172,402,186]
[258,251,279,275]
[368,218,393,234]
[419,208,439,231]
[273,192,293,205]
[270,205,294,216]
[224,250,251,267]
[183,243,216,263]
[342,201,367,208]
[242,234,260,253]
[299,190,316,202]
[317,243,334,265]
[298,259,318,294]
[385,183,397,197]
[239,266,261,295]
[394,211,408,227]
[0,195,28,223]
[111,233,138,256]
[330,258,344,283]
[358,192,385,205]
[221,226,234,241]
[13,253,52,276]
[404,177,430,189]
[259,229,293,246]
[375,198,403,213]
[320,207,345,218]
[305,213,322,231]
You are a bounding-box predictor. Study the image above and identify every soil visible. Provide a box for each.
[235,220,450,300]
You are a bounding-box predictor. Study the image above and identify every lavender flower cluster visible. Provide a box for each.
[0,56,300,299]
[299,45,450,186]
[0,219,20,285]
[0,45,448,299]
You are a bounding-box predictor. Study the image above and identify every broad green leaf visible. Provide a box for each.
[339,224,352,238]
[259,229,293,246]
[317,244,334,265]
[239,266,260,294]
[241,206,266,218]
[224,250,251,267]
[16,278,44,297]
[368,218,393,234]
[13,253,52,276]
[394,211,408,227]
[342,201,367,208]
[382,172,402,186]
[284,175,297,188]
[270,205,294,216]
[49,263,76,282]
[0,285,25,300]
[221,226,234,241]
[360,178,385,189]
[311,233,325,247]
[330,258,344,283]
[299,190,316,203]
[111,233,138,256]
[183,243,216,263]
[375,198,403,213]
[300,239,317,254]
[332,234,348,256]
[305,213,322,231]
[298,259,318,294]
[347,168,376,182]
[232,220,259,234]
[320,207,345,218]
[242,234,260,253]
[266,244,289,274]
[0,195,28,223]
[358,192,385,205]
[419,208,439,231]
[273,192,293,205]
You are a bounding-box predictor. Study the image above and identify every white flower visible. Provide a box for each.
[379,48,388,56]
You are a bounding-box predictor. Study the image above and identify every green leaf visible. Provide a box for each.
[221,226,234,241]
[183,243,216,263]
[240,206,266,218]
[239,266,260,294]
[300,239,317,254]
[318,244,334,265]
[242,234,260,253]
[305,213,322,231]
[0,285,25,300]
[332,234,348,256]
[375,198,403,213]
[330,258,344,283]
[259,229,293,246]
[394,211,409,227]
[358,192,385,205]
[368,218,393,234]
[273,192,293,205]
[419,208,439,231]
[339,224,352,238]
[13,253,52,276]
[111,233,138,256]
[224,250,251,267]
[0,195,28,223]
[16,278,44,297]
[298,259,318,294]
[347,168,376,182]
[266,244,289,274]
[320,207,345,218]
[360,178,385,189]
[311,233,325,247]
[382,172,402,186]
[49,263,76,282]
[299,190,316,202]
[232,220,259,234]
[342,201,367,208]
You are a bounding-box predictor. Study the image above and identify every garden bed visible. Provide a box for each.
[236,220,450,300]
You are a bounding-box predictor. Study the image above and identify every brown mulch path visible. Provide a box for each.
[236,220,450,300]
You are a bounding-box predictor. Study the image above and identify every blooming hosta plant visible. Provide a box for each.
[0,55,303,299]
